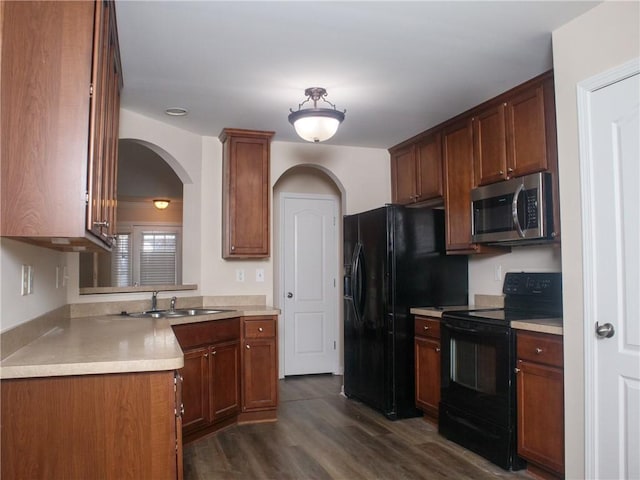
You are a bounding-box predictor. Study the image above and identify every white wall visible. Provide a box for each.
[199,138,390,306]
[468,245,561,300]
[552,2,640,478]
[0,239,67,332]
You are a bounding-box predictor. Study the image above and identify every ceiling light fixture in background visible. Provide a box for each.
[165,107,188,116]
[153,199,170,210]
[288,87,346,143]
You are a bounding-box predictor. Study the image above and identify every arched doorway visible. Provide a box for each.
[273,165,345,377]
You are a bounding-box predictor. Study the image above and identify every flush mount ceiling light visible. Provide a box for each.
[153,199,170,210]
[165,107,188,116]
[288,87,346,143]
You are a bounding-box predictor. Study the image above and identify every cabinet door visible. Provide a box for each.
[415,336,441,418]
[390,145,417,204]
[473,103,508,186]
[506,84,548,177]
[210,341,240,422]
[242,338,278,411]
[415,132,443,201]
[180,347,210,434]
[443,118,476,253]
[221,130,273,258]
[517,359,565,476]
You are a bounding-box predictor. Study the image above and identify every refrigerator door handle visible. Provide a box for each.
[353,243,366,324]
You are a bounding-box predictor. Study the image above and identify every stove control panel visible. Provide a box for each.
[503,272,562,298]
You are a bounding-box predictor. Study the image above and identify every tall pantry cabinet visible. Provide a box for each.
[1,1,122,251]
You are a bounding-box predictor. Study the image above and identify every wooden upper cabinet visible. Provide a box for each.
[220,128,275,258]
[443,118,476,253]
[473,103,508,186]
[390,145,417,204]
[474,75,552,186]
[390,132,443,205]
[0,1,122,251]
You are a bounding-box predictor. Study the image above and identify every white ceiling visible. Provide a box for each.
[116,1,600,149]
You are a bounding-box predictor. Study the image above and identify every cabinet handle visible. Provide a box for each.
[246,344,251,349]
[435,347,441,353]
[180,403,185,417]
[507,167,514,173]
[423,326,429,331]
[212,350,217,355]
[93,221,110,228]
[514,367,521,374]
[204,352,208,358]
[499,170,504,175]
[258,327,264,332]
[535,347,543,354]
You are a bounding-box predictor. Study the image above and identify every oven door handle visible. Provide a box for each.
[442,323,480,335]
[512,183,525,238]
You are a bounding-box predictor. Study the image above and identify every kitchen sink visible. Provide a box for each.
[124,308,230,319]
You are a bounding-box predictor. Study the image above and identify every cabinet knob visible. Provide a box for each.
[204,352,208,358]
[423,326,429,331]
[499,170,504,175]
[246,344,251,349]
[231,245,235,251]
[507,167,514,173]
[514,367,521,374]
[435,347,441,353]
[180,403,185,417]
[258,327,264,332]
[535,347,543,354]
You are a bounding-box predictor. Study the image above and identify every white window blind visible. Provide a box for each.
[111,226,181,286]
[139,232,178,285]
[111,233,132,287]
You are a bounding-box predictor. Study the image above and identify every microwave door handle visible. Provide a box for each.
[512,183,525,238]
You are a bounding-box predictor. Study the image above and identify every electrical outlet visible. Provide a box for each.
[21,265,33,295]
[494,264,502,282]
[27,266,34,294]
[256,269,265,282]
[236,269,245,282]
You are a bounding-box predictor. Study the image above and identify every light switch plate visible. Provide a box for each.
[236,269,245,282]
[256,269,264,282]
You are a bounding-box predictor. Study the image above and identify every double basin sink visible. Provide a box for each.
[125,308,230,319]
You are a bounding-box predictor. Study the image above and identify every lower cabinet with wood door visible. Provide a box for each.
[239,315,279,423]
[515,330,565,479]
[414,316,441,423]
[172,318,241,443]
[1,370,182,480]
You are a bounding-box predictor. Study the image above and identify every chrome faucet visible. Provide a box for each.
[151,291,159,311]
[170,296,177,312]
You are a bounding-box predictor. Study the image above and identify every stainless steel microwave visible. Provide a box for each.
[471,172,554,244]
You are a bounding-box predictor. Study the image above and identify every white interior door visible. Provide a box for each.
[282,194,338,376]
[581,65,639,479]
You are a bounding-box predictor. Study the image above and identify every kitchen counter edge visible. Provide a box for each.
[0,306,280,380]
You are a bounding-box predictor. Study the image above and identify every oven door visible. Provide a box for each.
[440,317,514,428]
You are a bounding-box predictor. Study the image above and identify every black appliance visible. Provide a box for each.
[439,272,562,470]
[343,205,468,419]
[471,172,554,245]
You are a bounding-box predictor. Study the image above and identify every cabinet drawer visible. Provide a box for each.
[173,318,240,349]
[517,331,563,368]
[414,316,440,339]
[244,317,276,339]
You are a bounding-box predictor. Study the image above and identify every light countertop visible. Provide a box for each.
[511,318,563,336]
[1,306,279,379]
[410,306,472,318]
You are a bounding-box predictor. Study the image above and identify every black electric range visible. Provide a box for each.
[438,272,562,471]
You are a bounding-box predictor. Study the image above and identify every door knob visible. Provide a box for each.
[287,292,293,298]
[595,322,615,338]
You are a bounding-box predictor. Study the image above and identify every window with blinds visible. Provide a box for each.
[111,226,181,286]
[139,232,178,285]
[111,233,132,287]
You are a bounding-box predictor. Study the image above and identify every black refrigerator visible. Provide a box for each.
[343,205,468,419]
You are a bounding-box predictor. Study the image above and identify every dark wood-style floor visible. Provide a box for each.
[184,374,532,479]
